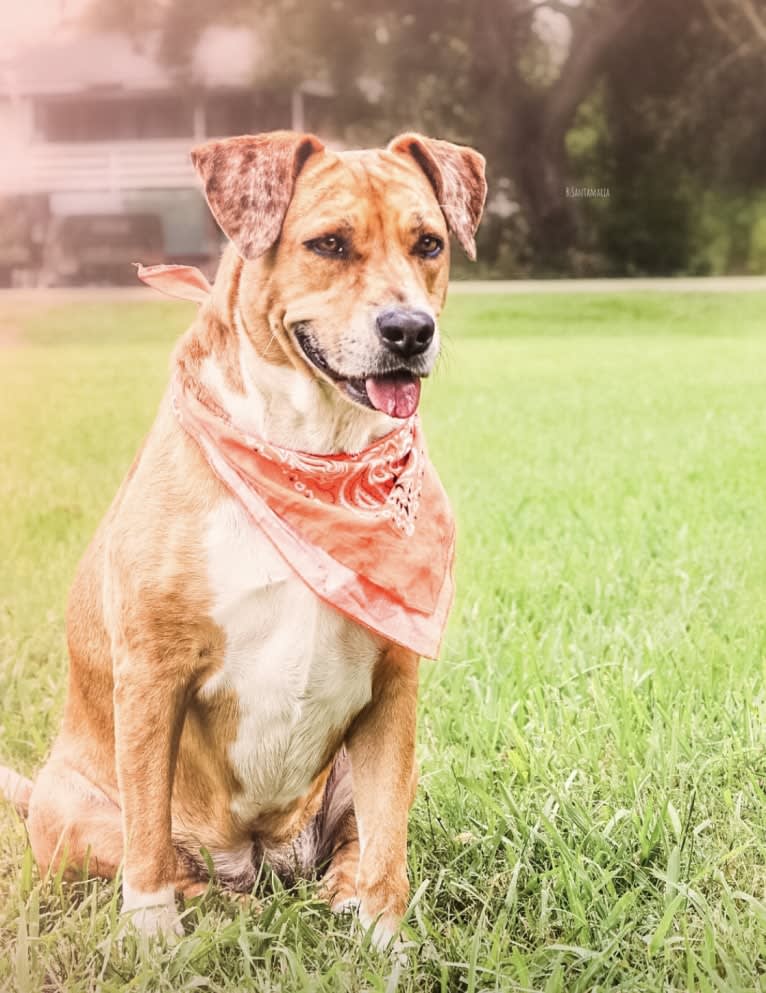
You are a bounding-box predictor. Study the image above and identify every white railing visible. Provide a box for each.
[0,140,198,195]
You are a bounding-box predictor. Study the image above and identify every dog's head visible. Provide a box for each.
[192,131,486,419]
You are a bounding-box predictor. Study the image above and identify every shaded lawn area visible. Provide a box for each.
[1,290,766,991]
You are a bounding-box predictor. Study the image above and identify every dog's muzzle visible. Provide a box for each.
[293,321,437,420]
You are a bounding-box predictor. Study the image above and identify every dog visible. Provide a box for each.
[0,130,486,947]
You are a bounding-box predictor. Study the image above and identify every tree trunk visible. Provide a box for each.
[485,0,652,272]
[502,99,578,272]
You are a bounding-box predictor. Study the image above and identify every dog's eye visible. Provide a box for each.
[415,234,444,258]
[306,235,347,257]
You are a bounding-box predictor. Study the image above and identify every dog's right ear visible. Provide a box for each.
[191,131,325,261]
[388,133,487,260]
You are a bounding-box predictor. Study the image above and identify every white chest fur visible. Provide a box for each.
[201,497,381,824]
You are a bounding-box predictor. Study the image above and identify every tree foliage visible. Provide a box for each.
[84,0,765,275]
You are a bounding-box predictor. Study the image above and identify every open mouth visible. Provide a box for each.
[294,329,422,419]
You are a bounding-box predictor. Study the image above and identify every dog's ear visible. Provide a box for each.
[388,133,487,261]
[191,131,325,260]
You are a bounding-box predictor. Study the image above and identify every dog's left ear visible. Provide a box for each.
[388,133,487,260]
[191,131,325,260]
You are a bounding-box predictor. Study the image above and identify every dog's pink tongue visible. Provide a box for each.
[365,373,421,418]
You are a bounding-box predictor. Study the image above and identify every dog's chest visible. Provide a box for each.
[200,498,380,821]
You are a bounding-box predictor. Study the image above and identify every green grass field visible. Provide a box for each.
[1,290,766,992]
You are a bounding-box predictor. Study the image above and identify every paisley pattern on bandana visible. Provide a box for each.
[238,417,424,537]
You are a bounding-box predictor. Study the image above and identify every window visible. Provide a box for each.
[35,97,194,141]
[204,91,291,138]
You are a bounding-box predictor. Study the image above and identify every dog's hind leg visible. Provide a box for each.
[26,759,125,884]
[26,758,207,909]
[0,765,34,817]
[321,831,360,911]
[312,750,361,910]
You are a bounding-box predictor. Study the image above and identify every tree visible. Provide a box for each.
[586,0,766,274]
[274,0,665,271]
[82,0,766,274]
[83,0,666,271]
[703,0,766,49]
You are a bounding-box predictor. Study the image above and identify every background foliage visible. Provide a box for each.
[87,0,766,276]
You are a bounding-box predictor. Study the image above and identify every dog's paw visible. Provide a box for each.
[330,893,361,915]
[121,883,184,941]
[318,870,359,914]
[122,903,184,940]
[358,905,403,951]
[355,870,409,950]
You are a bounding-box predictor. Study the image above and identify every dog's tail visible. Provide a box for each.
[0,765,33,817]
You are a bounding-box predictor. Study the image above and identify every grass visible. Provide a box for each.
[1,289,766,991]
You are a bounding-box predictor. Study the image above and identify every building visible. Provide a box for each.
[0,28,332,283]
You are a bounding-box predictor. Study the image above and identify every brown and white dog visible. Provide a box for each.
[0,131,486,947]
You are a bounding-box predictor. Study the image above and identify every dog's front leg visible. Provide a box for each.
[113,656,188,938]
[346,645,419,948]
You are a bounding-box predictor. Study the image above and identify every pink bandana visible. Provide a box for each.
[138,263,455,658]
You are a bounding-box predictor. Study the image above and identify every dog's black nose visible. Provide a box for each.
[376,309,435,358]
